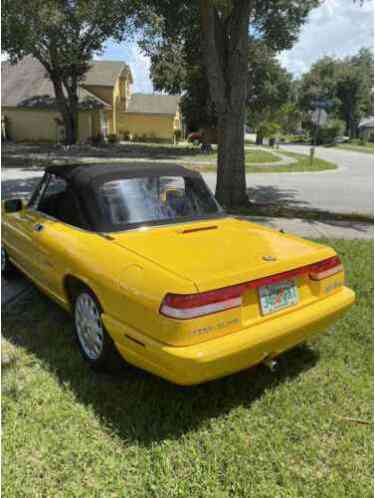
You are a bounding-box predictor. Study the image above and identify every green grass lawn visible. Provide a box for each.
[246,150,336,173]
[182,148,279,164]
[2,240,373,498]
[191,150,337,173]
[336,141,374,154]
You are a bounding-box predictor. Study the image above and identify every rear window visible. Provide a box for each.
[98,175,223,229]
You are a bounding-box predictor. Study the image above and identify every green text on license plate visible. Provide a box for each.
[258,279,299,315]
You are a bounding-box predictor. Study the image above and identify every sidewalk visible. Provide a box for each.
[246,216,373,240]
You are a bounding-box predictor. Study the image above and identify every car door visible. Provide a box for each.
[3,175,48,277]
[28,173,72,297]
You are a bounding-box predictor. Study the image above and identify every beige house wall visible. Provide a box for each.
[3,108,100,143]
[82,85,113,105]
[117,113,176,140]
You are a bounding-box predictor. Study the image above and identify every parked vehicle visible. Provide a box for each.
[187,131,203,145]
[2,163,355,385]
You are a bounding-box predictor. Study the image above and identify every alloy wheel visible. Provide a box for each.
[75,292,104,360]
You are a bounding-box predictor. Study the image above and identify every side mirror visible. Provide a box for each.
[4,198,23,213]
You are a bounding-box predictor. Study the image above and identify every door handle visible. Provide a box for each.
[34,223,44,232]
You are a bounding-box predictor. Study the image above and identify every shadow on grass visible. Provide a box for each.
[3,286,319,448]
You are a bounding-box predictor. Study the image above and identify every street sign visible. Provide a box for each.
[311,99,334,110]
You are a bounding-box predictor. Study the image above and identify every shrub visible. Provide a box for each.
[89,133,104,146]
[316,119,345,145]
[121,130,131,141]
[106,133,118,144]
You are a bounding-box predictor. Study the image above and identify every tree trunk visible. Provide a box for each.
[200,0,251,209]
[50,75,79,145]
[256,130,263,145]
[216,109,248,207]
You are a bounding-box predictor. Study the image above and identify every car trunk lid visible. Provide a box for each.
[111,217,334,292]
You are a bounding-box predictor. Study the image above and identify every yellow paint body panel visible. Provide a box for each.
[2,209,355,385]
[105,287,354,385]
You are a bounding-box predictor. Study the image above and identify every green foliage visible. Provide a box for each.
[106,134,118,144]
[257,122,281,139]
[297,48,373,138]
[316,119,345,145]
[139,0,319,132]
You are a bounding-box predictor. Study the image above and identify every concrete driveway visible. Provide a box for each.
[203,145,373,215]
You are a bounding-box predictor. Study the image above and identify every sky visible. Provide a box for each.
[98,0,374,93]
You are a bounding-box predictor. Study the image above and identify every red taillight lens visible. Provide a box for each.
[160,256,343,319]
[309,255,343,281]
[160,285,245,319]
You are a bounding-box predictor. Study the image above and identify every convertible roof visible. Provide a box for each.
[45,163,201,189]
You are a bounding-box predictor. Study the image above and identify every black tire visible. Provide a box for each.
[1,246,15,278]
[73,286,123,372]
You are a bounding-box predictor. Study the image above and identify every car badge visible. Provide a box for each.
[263,255,277,262]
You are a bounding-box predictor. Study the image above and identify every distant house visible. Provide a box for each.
[358,116,374,141]
[2,56,181,143]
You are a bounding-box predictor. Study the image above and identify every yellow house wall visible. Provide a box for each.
[82,85,113,105]
[3,108,100,143]
[117,113,176,140]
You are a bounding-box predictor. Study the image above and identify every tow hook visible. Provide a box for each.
[262,358,278,372]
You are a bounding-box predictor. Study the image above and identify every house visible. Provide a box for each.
[1,56,181,143]
[358,116,374,142]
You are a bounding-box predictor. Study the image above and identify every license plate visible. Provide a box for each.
[259,280,299,315]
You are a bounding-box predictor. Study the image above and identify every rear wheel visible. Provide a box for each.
[73,288,122,371]
[1,246,15,278]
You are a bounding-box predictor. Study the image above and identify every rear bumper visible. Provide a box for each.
[104,287,355,385]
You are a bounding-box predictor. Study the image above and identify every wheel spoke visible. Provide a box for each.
[75,293,104,361]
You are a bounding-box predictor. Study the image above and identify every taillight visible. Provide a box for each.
[160,285,245,319]
[160,255,343,319]
[309,255,343,281]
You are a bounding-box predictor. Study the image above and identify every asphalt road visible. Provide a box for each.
[2,145,373,216]
[203,145,373,215]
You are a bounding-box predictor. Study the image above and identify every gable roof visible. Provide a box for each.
[126,93,180,116]
[82,60,132,87]
[2,56,129,108]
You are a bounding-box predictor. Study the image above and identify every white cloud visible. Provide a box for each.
[97,40,153,93]
[278,0,373,76]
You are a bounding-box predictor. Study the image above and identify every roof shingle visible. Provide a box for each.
[126,93,180,116]
[2,57,129,108]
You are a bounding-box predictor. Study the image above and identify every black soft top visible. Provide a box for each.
[43,162,211,232]
[46,162,200,190]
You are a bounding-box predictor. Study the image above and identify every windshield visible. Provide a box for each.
[98,175,223,230]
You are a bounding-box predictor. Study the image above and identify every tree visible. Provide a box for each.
[139,0,320,208]
[246,42,292,144]
[297,48,373,138]
[2,0,136,144]
[336,48,373,136]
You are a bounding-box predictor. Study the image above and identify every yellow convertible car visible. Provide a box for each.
[2,163,355,385]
